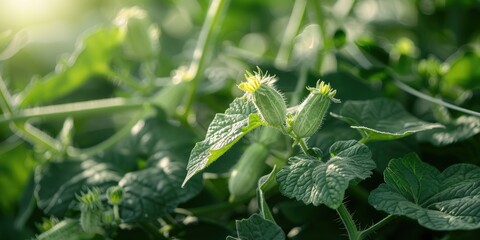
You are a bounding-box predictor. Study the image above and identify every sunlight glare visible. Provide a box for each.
[2,0,72,28]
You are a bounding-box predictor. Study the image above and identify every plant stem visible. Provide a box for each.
[0,98,146,124]
[358,215,396,239]
[181,0,230,119]
[291,66,308,106]
[296,137,310,154]
[307,0,328,71]
[275,0,308,68]
[67,106,155,158]
[13,122,62,154]
[139,222,168,240]
[336,203,360,240]
[0,76,14,114]
[391,75,480,117]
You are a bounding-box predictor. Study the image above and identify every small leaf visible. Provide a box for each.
[369,153,480,230]
[257,166,277,222]
[277,140,375,209]
[331,98,443,142]
[183,98,263,186]
[417,116,480,146]
[119,159,202,223]
[227,213,285,240]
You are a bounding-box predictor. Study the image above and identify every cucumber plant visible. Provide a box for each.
[0,0,479,239]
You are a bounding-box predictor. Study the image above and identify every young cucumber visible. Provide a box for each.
[228,142,269,202]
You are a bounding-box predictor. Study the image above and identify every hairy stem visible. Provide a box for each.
[358,215,396,239]
[336,203,360,240]
[297,137,310,154]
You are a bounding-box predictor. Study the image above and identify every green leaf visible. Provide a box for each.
[277,140,375,209]
[119,159,202,223]
[20,27,123,107]
[183,98,263,186]
[257,166,277,222]
[369,153,480,230]
[331,98,443,142]
[227,213,285,240]
[35,159,122,216]
[417,116,480,146]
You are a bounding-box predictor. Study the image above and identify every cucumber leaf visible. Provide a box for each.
[226,213,285,240]
[119,159,202,223]
[417,116,480,146]
[369,153,480,230]
[277,140,375,209]
[183,98,263,186]
[331,98,443,142]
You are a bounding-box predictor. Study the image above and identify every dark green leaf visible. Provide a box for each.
[331,98,443,142]
[183,98,263,186]
[277,140,375,209]
[227,213,285,240]
[369,153,480,230]
[417,116,480,146]
[119,159,202,223]
[35,159,122,216]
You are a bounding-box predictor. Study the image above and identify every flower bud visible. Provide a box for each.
[291,81,340,138]
[107,186,124,205]
[238,68,287,128]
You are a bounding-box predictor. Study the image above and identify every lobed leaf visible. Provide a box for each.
[369,153,480,230]
[331,98,443,142]
[226,213,285,240]
[183,98,263,186]
[276,140,375,209]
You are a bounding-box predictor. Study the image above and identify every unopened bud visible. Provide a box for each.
[292,81,340,138]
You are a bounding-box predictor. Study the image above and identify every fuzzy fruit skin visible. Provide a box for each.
[253,84,287,128]
[292,93,331,138]
[36,219,84,240]
[292,81,339,138]
[228,142,269,201]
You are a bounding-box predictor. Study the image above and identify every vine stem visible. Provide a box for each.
[307,0,328,71]
[275,0,308,68]
[297,137,309,154]
[391,75,480,118]
[181,0,230,119]
[336,203,361,240]
[67,106,155,158]
[0,98,146,124]
[358,215,396,239]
